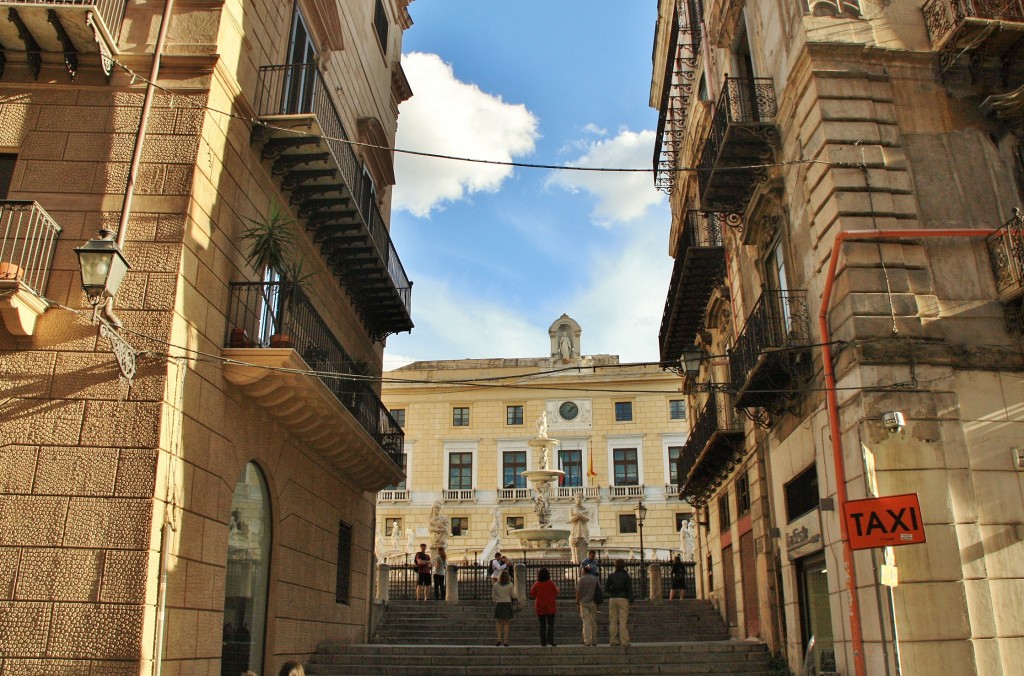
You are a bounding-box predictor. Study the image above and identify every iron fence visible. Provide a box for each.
[384,560,696,601]
[0,201,61,296]
[225,281,404,464]
[254,63,412,316]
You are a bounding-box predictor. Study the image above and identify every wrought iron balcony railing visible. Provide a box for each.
[225,281,404,467]
[987,209,1024,303]
[0,200,61,295]
[253,63,413,339]
[653,0,704,193]
[677,391,744,505]
[0,0,127,78]
[697,76,780,213]
[729,289,812,411]
[659,211,730,362]
[923,0,1024,50]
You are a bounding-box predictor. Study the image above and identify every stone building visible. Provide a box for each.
[0,1,413,673]
[651,1,1024,675]
[377,316,694,566]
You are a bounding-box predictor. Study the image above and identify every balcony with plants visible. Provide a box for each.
[676,391,744,506]
[0,200,60,335]
[728,289,813,413]
[0,0,126,79]
[251,62,413,341]
[697,76,780,213]
[659,210,730,363]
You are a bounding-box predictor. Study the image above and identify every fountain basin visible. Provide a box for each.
[522,469,564,484]
[514,527,570,549]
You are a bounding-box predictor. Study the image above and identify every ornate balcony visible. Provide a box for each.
[0,200,59,335]
[0,1,126,79]
[251,63,413,340]
[497,487,533,501]
[554,486,600,500]
[222,281,404,492]
[987,209,1024,303]
[923,0,1024,89]
[677,392,744,506]
[659,211,731,362]
[697,76,780,213]
[653,0,703,193]
[442,489,477,502]
[729,289,813,412]
[609,484,645,499]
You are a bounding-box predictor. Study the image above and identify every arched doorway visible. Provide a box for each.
[221,462,272,676]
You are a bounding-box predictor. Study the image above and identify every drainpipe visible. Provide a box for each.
[153,521,175,676]
[104,0,177,327]
[818,227,996,676]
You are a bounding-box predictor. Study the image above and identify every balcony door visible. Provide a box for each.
[282,6,318,114]
[766,237,793,340]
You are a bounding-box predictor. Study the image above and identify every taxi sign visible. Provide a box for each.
[842,493,926,551]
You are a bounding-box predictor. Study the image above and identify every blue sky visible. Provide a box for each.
[384,1,671,368]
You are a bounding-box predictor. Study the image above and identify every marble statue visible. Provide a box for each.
[489,505,503,541]
[682,519,696,562]
[568,493,591,564]
[405,528,414,554]
[558,332,572,360]
[427,501,450,553]
[536,411,548,439]
[534,484,551,528]
[390,522,401,552]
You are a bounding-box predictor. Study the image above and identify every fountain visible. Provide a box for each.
[514,413,573,552]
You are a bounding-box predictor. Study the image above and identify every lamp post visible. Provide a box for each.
[634,499,648,598]
[74,228,136,381]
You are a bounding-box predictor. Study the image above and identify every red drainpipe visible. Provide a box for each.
[819,227,997,676]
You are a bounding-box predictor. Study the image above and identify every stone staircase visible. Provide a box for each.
[306,600,775,675]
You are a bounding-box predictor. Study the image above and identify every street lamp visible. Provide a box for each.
[634,499,648,598]
[74,228,131,307]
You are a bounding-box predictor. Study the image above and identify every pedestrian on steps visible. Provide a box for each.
[492,569,517,646]
[433,547,448,600]
[529,567,559,647]
[605,559,633,646]
[414,543,432,601]
[669,554,687,601]
[575,563,600,646]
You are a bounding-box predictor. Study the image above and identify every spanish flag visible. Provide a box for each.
[587,448,597,478]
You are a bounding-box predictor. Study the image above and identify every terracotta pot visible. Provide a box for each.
[270,334,293,348]
[0,262,23,281]
[230,327,251,348]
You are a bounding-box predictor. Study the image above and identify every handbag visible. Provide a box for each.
[511,599,522,615]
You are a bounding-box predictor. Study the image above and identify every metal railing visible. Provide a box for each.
[677,391,742,485]
[384,560,697,601]
[2,1,128,41]
[923,0,1024,47]
[225,281,404,466]
[987,210,1024,301]
[0,201,61,296]
[254,63,412,316]
[697,76,778,198]
[728,289,811,389]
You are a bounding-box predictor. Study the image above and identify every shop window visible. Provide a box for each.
[785,464,819,522]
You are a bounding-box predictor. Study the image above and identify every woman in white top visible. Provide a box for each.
[492,570,517,646]
[433,547,447,600]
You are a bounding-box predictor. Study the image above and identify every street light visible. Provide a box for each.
[74,228,131,306]
[634,499,648,598]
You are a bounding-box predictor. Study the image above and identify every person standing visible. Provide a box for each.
[581,550,601,578]
[433,546,448,600]
[669,554,687,601]
[575,563,600,646]
[492,569,518,646]
[605,559,633,646]
[529,567,560,647]
[414,543,431,601]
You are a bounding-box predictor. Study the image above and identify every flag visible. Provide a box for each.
[558,452,565,485]
[587,449,597,478]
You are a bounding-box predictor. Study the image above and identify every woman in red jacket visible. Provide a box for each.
[529,567,560,647]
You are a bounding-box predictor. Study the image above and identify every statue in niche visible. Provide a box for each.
[568,493,591,564]
[558,330,573,360]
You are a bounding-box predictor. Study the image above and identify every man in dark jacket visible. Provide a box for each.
[605,559,632,646]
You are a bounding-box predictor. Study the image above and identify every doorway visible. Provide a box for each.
[797,552,835,674]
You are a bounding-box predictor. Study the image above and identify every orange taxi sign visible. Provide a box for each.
[842,493,926,551]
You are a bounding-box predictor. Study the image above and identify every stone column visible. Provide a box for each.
[514,563,527,603]
[647,563,661,601]
[376,563,390,603]
[445,563,459,604]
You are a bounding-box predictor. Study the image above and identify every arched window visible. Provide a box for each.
[221,462,272,676]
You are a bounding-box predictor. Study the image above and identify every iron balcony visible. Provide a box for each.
[677,391,744,506]
[251,63,413,341]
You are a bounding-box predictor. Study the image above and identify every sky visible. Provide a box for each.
[383,1,671,369]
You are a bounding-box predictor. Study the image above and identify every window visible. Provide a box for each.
[718,493,731,532]
[558,449,582,487]
[384,517,402,536]
[736,472,751,516]
[668,446,684,485]
[390,408,405,427]
[283,6,317,114]
[451,517,468,536]
[785,464,819,523]
[675,512,692,532]
[613,447,639,486]
[669,400,687,420]
[448,452,472,490]
[452,407,470,427]
[706,552,714,592]
[618,514,638,534]
[506,516,524,532]
[336,520,352,604]
[0,154,16,198]
[506,405,524,426]
[614,401,633,422]
[373,0,389,54]
[502,451,527,489]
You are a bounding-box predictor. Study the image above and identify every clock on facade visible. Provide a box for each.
[559,401,579,421]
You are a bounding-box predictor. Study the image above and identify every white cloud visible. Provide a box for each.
[546,129,664,227]
[583,123,607,136]
[393,53,540,217]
